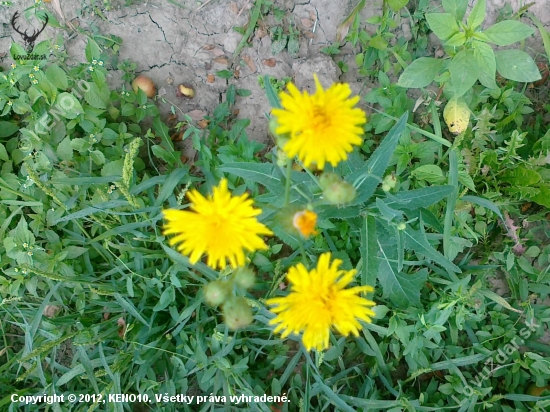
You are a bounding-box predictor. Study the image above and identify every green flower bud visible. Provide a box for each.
[276,149,288,167]
[397,222,406,231]
[319,172,341,191]
[382,174,397,192]
[323,180,356,205]
[233,267,256,290]
[223,296,253,330]
[203,280,232,307]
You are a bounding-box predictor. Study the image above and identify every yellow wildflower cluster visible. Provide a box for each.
[162,76,374,351]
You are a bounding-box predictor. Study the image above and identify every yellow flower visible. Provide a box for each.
[271,74,366,170]
[163,179,273,269]
[267,252,376,351]
[292,210,318,238]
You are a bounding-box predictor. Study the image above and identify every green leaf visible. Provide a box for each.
[411,165,446,184]
[90,150,106,165]
[531,186,550,208]
[85,83,109,109]
[449,49,479,97]
[378,244,428,308]
[264,75,282,109]
[495,50,541,82]
[404,225,461,273]
[153,167,189,207]
[445,31,467,47]
[85,38,101,62]
[216,70,233,79]
[45,64,68,90]
[0,144,7,161]
[361,215,377,298]
[473,40,497,89]
[530,14,550,67]
[0,121,19,138]
[383,186,454,209]
[425,13,460,41]
[218,162,285,194]
[387,0,408,11]
[467,0,486,30]
[153,286,176,311]
[347,112,408,204]
[461,195,504,222]
[54,93,84,119]
[57,137,73,161]
[442,0,468,21]
[483,20,535,46]
[397,57,444,88]
[501,167,541,186]
[114,294,150,326]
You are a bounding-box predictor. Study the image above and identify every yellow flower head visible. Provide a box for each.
[267,252,376,351]
[271,74,366,170]
[163,179,273,270]
[292,210,318,238]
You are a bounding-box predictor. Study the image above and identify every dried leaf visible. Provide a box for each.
[202,44,216,50]
[336,0,366,42]
[117,317,127,338]
[262,58,277,67]
[197,119,210,129]
[230,1,239,14]
[207,73,216,83]
[242,54,257,72]
[301,18,313,28]
[187,110,208,120]
[213,56,229,65]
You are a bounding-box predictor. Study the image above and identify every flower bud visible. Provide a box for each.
[323,179,356,205]
[382,174,397,192]
[203,280,232,307]
[397,222,406,231]
[319,172,341,190]
[292,210,318,238]
[276,148,288,167]
[233,267,255,290]
[223,296,253,330]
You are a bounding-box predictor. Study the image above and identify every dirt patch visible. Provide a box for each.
[2,1,550,147]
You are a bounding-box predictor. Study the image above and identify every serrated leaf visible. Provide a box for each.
[45,64,68,90]
[449,49,479,97]
[495,50,541,82]
[442,0,468,21]
[85,38,101,62]
[483,20,535,46]
[101,160,124,177]
[378,243,427,308]
[467,0,485,30]
[346,112,408,204]
[387,0,408,11]
[397,57,444,88]
[218,162,285,194]
[404,226,461,273]
[473,40,497,89]
[54,93,83,119]
[85,83,109,109]
[425,13,460,41]
[90,150,105,165]
[57,137,73,161]
[383,186,454,209]
[411,165,446,184]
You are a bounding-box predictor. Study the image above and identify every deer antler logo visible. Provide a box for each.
[11,11,49,53]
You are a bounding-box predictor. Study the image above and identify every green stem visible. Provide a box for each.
[283,157,293,207]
